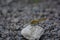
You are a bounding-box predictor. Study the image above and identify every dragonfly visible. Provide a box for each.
[30,18,47,25]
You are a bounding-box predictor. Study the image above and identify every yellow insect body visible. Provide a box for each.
[31,18,47,24]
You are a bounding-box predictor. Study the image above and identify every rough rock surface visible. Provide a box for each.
[0,0,60,40]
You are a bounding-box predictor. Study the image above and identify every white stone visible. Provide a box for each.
[21,25,44,40]
[11,18,19,23]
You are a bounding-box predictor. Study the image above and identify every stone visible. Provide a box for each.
[17,31,21,36]
[58,30,60,36]
[0,38,3,40]
[6,0,12,4]
[21,24,44,40]
[6,37,10,40]
[11,18,19,23]
[2,8,7,15]
[15,25,20,29]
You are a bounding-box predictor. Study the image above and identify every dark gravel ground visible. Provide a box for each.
[0,0,60,40]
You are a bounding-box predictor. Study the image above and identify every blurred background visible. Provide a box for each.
[0,0,60,40]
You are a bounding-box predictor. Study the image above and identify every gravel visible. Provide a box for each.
[0,0,60,40]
